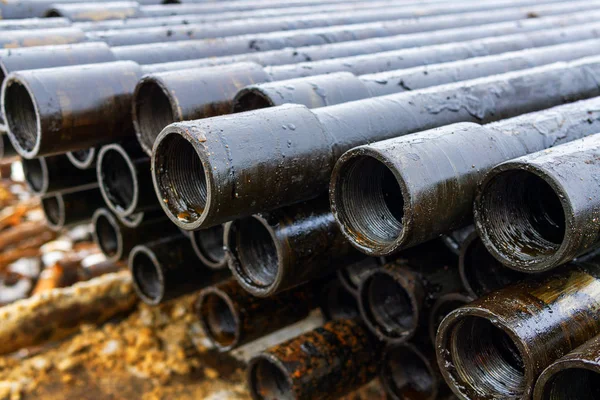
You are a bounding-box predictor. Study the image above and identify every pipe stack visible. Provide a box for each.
[5,0,600,398]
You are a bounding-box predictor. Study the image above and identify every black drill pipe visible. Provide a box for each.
[381,342,447,400]
[196,278,319,351]
[110,1,600,62]
[128,234,210,305]
[92,208,180,262]
[84,0,576,46]
[328,60,600,257]
[336,258,382,297]
[319,278,360,322]
[22,154,97,196]
[45,1,141,22]
[358,243,462,344]
[247,318,381,400]
[436,260,600,400]
[459,232,527,299]
[234,38,600,112]
[66,148,96,169]
[224,198,364,297]
[475,134,600,273]
[153,57,600,231]
[534,334,600,400]
[0,17,70,30]
[441,225,476,256]
[116,209,165,228]
[190,224,227,270]
[0,27,87,49]
[97,142,156,217]
[427,292,474,345]
[41,186,105,231]
[135,21,600,153]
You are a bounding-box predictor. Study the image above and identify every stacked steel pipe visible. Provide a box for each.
[5,0,600,398]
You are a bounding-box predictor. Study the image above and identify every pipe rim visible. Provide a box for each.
[66,148,96,169]
[330,147,410,256]
[190,224,227,269]
[381,343,438,400]
[92,208,124,262]
[22,156,49,195]
[247,353,294,400]
[358,267,420,343]
[132,75,180,156]
[41,193,65,231]
[97,143,140,217]
[427,292,473,345]
[436,306,534,399]
[196,285,241,351]
[533,358,600,400]
[224,215,284,297]
[474,162,574,273]
[118,211,144,228]
[152,125,214,231]
[232,86,276,113]
[2,75,42,159]
[128,244,165,305]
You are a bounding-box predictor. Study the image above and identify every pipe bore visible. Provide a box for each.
[539,368,600,400]
[22,157,47,195]
[321,281,359,321]
[443,315,526,398]
[133,79,175,154]
[198,291,238,349]
[98,145,137,216]
[428,293,472,344]
[67,148,96,169]
[477,170,566,270]
[360,271,416,341]
[129,247,164,305]
[227,217,279,289]
[153,132,207,225]
[41,195,64,230]
[3,79,39,156]
[249,356,293,400]
[232,89,274,113]
[92,210,122,261]
[382,344,436,400]
[191,224,226,269]
[333,154,404,253]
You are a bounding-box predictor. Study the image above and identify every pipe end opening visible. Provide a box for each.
[41,194,64,230]
[130,248,164,305]
[67,148,95,169]
[192,224,226,268]
[93,211,121,260]
[539,368,600,400]
[198,291,238,349]
[4,79,39,157]
[134,80,175,153]
[98,146,136,215]
[233,90,274,113]
[22,157,46,194]
[383,345,435,399]
[249,357,293,400]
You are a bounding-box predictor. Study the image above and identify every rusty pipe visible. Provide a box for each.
[247,318,381,400]
[533,334,600,400]
[190,224,227,270]
[358,242,461,344]
[128,234,209,305]
[475,133,600,273]
[92,208,180,262]
[459,232,526,298]
[224,198,364,297]
[436,260,600,399]
[41,186,105,231]
[153,56,600,231]
[196,278,318,351]
[97,142,157,217]
[22,154,97,196]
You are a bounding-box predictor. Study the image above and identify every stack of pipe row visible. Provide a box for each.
[3,0,600,398]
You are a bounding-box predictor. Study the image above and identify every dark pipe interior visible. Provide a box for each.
[99,148,135,213]
[541,368,600,400]
[135,81,175,152]
[323,282,359,320]
[233,90,273,113]
[385,346,435,399]
[4,81,38,153]
[230,218,278,288]
[250,358,293,400]
[365,273,414,338]
[42,195,62,227]
[449,316,526,397]
[22,157,44,193]
[155,133,207,224]
[94,213,119,258]
[200,292,237,347]
[45,10,63,17]
[194,224,225,264]
[68,148,95,166]
[336,155,404,247]
[132,251,162,303]
[479,170,565,263]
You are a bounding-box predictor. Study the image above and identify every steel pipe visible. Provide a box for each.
[534,334,600,400]
[0,27,87,49]
[0,0,159,19]
[319,278,360,322]
[190,224,227,270]
[247,319,381,400]
[153,56,600,231]
[428,292,474,345]
[436,260,600,399]
[459,232,526,298]
[41,186,105,231]
[92,208,179,262]
[475,133,600,273]
[66,148,96,169]
[45,1,141,22]
[128,234,209,305]
[22,154,97,196]
[336,258,381,297]
[196,278,318,351]
[0,17,70,30]
[224,198,363,297]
